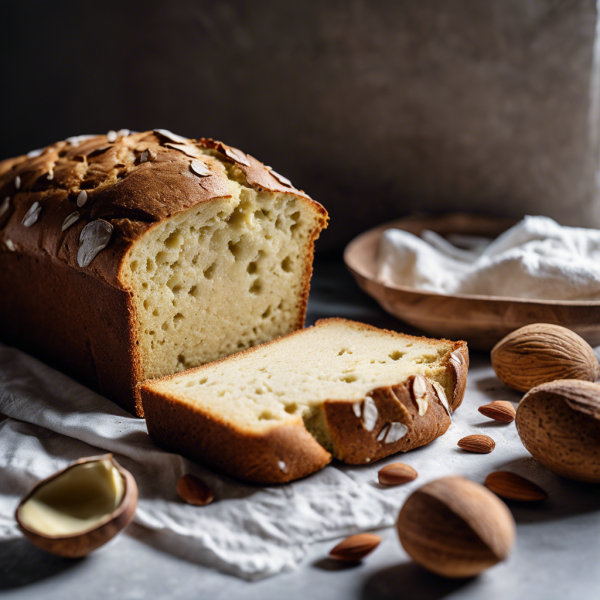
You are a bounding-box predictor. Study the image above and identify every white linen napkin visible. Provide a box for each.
[377,216,600,301]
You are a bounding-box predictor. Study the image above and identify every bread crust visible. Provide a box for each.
[140,319,468,482]
[142,386,332,484]
[0,131,327,415]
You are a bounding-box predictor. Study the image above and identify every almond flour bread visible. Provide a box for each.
[0,130,327,416]
[140,318,468,483]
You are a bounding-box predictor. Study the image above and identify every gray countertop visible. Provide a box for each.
[2,256,600,600]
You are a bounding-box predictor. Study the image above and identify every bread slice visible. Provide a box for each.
[140,318,468,483]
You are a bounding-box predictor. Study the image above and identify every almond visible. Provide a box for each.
[329,533,381,561]
[485,471,547,502]
[491,323,600,392]
[378,463,418,485]
[397,476,516,577]
[176,474,214,506]
[478,401,516,423]
[457,434,495,454]
[516,380,600,483]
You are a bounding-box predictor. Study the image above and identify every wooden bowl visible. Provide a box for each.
[344,213,600,350]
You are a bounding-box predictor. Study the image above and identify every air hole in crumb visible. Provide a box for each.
[249,279,262,294]
[290,211,301,231]
[281,256,292,272]
[413,358,424,364]
[189,285,198,297]
[185,380,195,388]
[130,260,139,272]
[204,263,216,279]
[259,410,275,420]
[142,282,148,289]
[255,389,264,395]
[389,350,405,361]
[261,306,272,319]
[164,230,184,249]
[228,239,244,260]
[199,377,208,384]
[143,299,150,310]
[167,274,184,293]
[162,322,169,331]
[247,261,258,275]
[146,258,155,272]
[152,309,159,317]
[156,251,170,265]
[177,353,186,366]
[285,403,298,414]
[174,313,184,325]
[340,374,358,383]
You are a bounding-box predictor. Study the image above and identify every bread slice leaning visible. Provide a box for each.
[140,318,468,483]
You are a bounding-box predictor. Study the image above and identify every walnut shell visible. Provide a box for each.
[491,324,600,392]
[397,476,515,578]
[516,379,600,483]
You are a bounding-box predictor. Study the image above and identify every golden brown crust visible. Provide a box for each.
[140,319,469,482]
[142,386,332,484]
[0,131,327,416]
[324,375,454,464]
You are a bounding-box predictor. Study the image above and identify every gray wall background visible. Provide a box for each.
[1,0,598,250]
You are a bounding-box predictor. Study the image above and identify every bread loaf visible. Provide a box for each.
[0,130,327,415]
[140,318,468,483]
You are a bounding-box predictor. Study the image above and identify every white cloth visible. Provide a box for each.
[377,216,600,301]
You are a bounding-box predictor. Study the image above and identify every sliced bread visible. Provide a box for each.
[140,318,468,483]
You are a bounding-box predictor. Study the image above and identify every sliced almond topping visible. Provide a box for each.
[47,169,54,180]
[485,471,547,502]
[458,434,495,454]
[385,422,409,443]
[223,146,250,167]
[6,239,15,252]
[62,211,81,232]
[77,220,113,268]
[376,424,390,442]
[166,142,204,159]
[15,175,21,190]
[107,130,118,143]
[378,462,418,485]
[22,201,41,227]
[412,375,428,416]
[190,159,211,177]
[450,350,464,365]
[77,190,88,208]
[0,197,10,218]
[432,381,451,417]
[362,396,378,432]
[116,129,130,138]
[278,460,287,472]
[154,128,188,144]
[329,533,381,561]
[352,401,362,418]
[176,474,214,506]
[269,168,293,187]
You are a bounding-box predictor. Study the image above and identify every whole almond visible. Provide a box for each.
[378,463,418,485]
[458,434,495,454]
[485,471,547,502]
[397,476,516,577]
[177,474,214,506]
[329,533,381,561]
[491,323,600,392]
[516,379,600,483]
[478,401,516,423]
